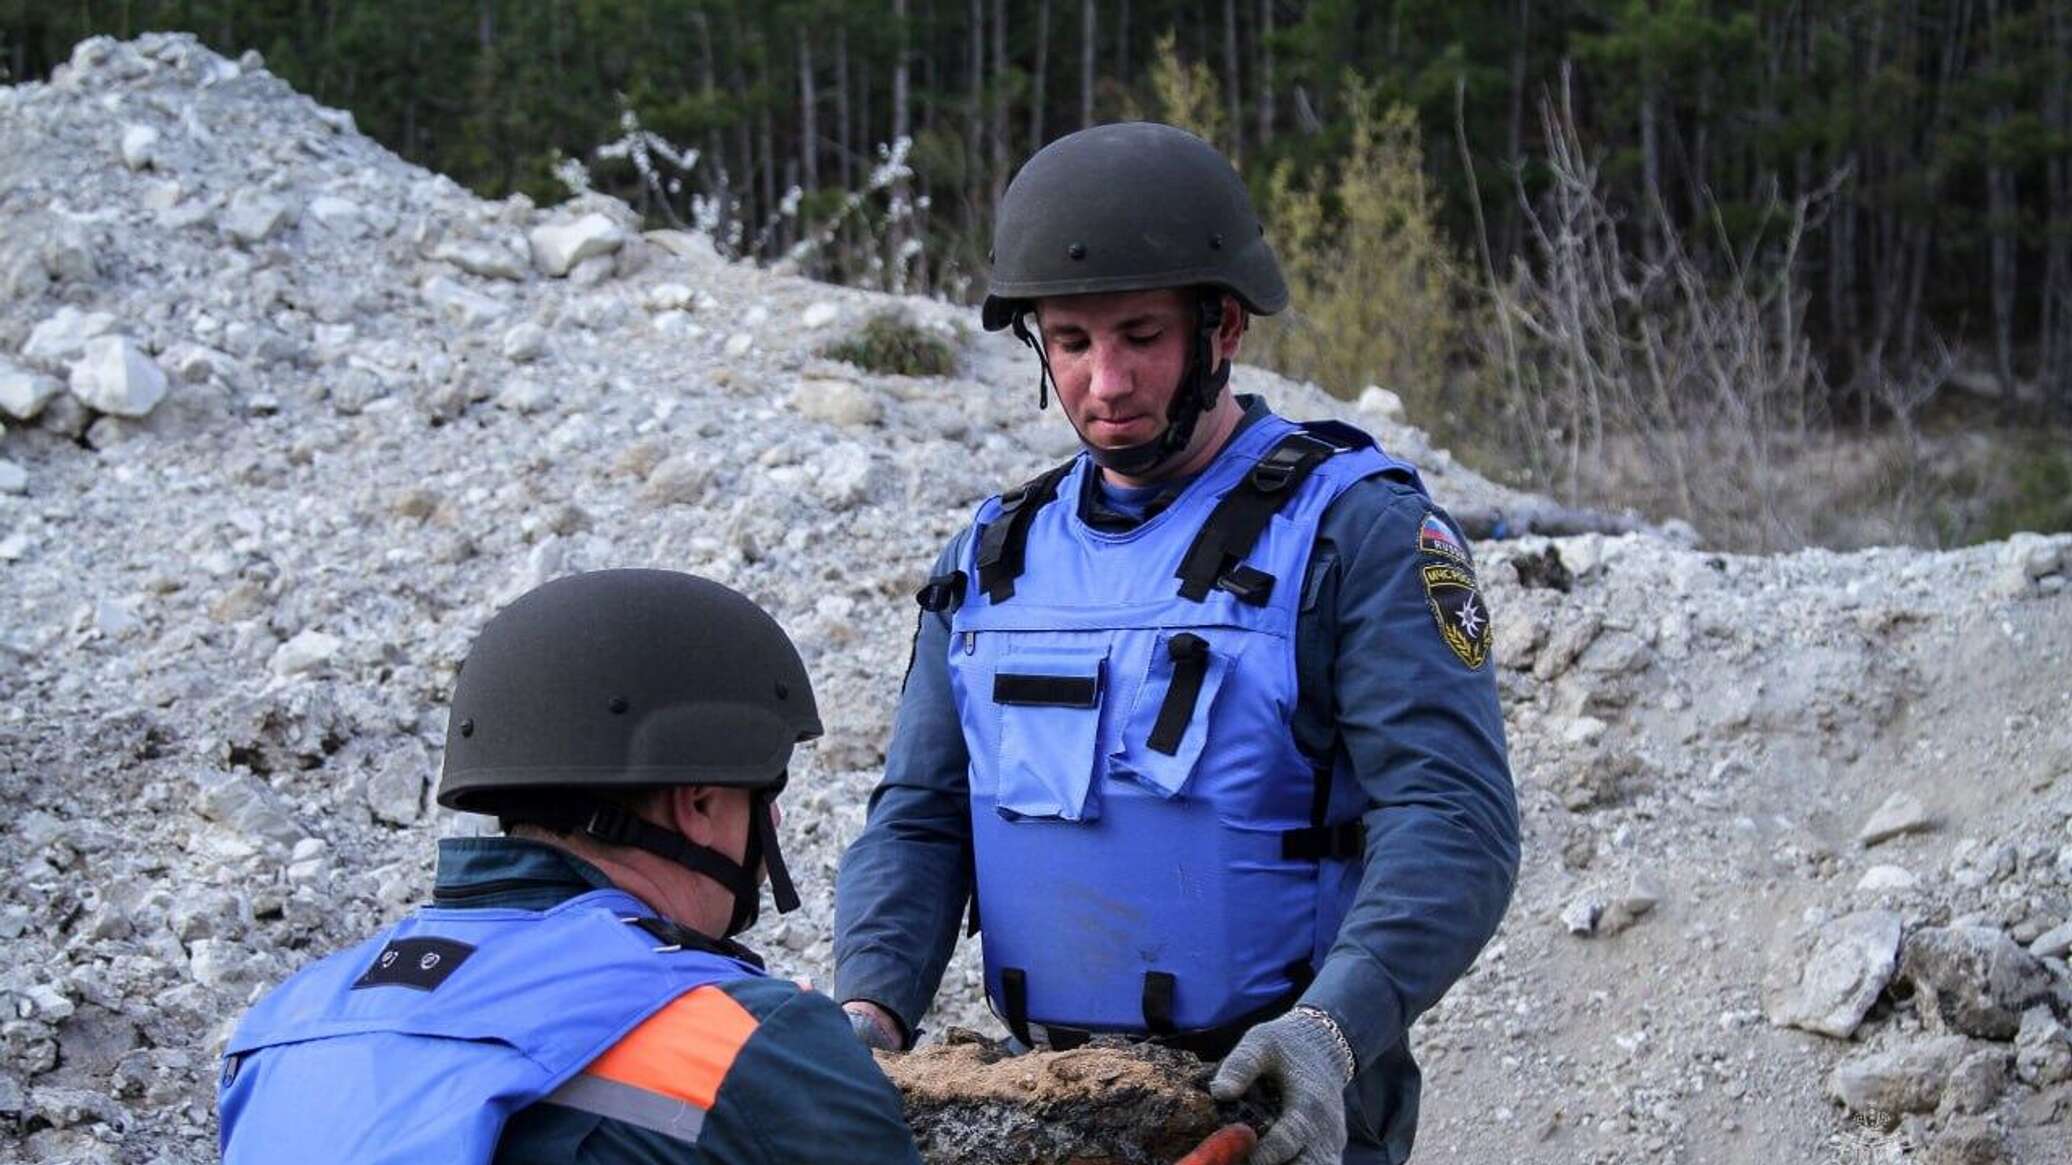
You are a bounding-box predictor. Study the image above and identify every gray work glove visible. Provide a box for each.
[1210,1006,1357,1165]
[842,1000,904,1052]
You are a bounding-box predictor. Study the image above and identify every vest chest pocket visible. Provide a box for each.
[991,644,1109,822]
[1110,631,1236,798]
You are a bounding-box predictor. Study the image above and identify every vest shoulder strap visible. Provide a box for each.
[1173,430,1342,604]
[975,459,1076,603]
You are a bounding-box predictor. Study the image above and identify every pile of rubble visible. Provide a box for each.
[1,33,2068,1165]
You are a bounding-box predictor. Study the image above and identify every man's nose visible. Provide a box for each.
[1087,341,1133,400]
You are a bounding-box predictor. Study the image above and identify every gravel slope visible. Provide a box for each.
[1,34,2068,1165]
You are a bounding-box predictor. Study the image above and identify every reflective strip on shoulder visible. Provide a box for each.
[538,1073,708,1144]
[581,985,761,1110]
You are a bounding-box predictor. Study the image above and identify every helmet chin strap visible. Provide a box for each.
[1011,291,1232,480]
[564,796,801,940]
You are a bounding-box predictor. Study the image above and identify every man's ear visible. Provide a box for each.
[1216,293,1248,365]
[666,784,721,846]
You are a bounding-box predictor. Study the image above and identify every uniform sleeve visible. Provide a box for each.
[832,531,976,1043]
[698,980,922,1165]
[1295,484,1521,1067]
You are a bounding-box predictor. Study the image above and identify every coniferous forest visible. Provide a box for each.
[5,1,2069,547]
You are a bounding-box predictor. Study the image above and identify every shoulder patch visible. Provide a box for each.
[1417,512,1469,563]
[350,937,476,992]
[1421,560,1491,669]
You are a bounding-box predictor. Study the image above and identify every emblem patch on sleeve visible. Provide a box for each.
[1422,562,1491,668]
[1416,511,1490,668]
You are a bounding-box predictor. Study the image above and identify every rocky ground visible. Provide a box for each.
[1,34,2068,1165]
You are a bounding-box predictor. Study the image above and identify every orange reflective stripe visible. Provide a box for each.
[582,985,761,1110]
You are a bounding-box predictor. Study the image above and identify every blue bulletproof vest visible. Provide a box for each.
[943,414,1423,1043]
[218,888,762,1164]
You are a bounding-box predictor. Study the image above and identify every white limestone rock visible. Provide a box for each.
[651,309,696,335]
[1827,1036,1971,1119]
[495,377,552,415]
[37,393,92,437]
[420,276,509,329]
[1560,715,1609,747]
[40,222,98,286]
[1855,864,1919,893]
[187,939,265,991]
[2030,920,2072,960]
[568,252,616,286]
[0,460,26,496]
[644,228,722,265]
[22,307,118,370]
[365,753,426,827]
[1899,925,2055,1040]
[436,239,528,282]
[1859,791,1933,847]
[801,301,840,329]
[643,455,711,507]
[644,283,695,311]
[1560,894,1603,936]
[1763,909,1904,1039]
[306,195,366,237]
[118,123,159,170]
[0,363,63,421]
[2015,1006,2072,1086]
[67,335,168,418]
[269,629,341,677]
[791,376,883,427]
[1357,384,1407,422]
[218,189,294,245]
[813,443,885,511]
[1596,872,1663,936]
[501,321,547,363]
[192,768,305,849]
[528,213,625,277]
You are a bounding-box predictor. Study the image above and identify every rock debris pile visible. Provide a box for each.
[876,1032,1258,1165]
[1,33,2069,1165]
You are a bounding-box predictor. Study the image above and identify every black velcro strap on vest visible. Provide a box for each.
[1281,821,1367,861]
[975,461,1074,604]
[1147,958,1319,1060]
[1146,633,1211,755]
[1046,1025,1091,1051]
[1175,434,1339,604]
[916,570,967,613]
[1142,971,1179,1036]
[1000,967,1036,1049]
[993,673,1099,707]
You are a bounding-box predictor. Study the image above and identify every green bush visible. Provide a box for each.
[821,312,958,378]
[1982,441,2072,540]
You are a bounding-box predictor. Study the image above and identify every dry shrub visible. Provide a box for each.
[1251,78,1465,419]
[1142,31,1225,150]
[1467,76,1838,553]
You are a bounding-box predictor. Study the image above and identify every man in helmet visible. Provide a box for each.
[219,569,921,1165]
[833,123,1518,1165]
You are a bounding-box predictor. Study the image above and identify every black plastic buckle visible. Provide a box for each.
[584,803,637,846]
[1250,435,1329,493]
[1168,633,1209,663]
[916,571,966,613]
[1215,564,1276,606]
[1250,455,1302,493]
